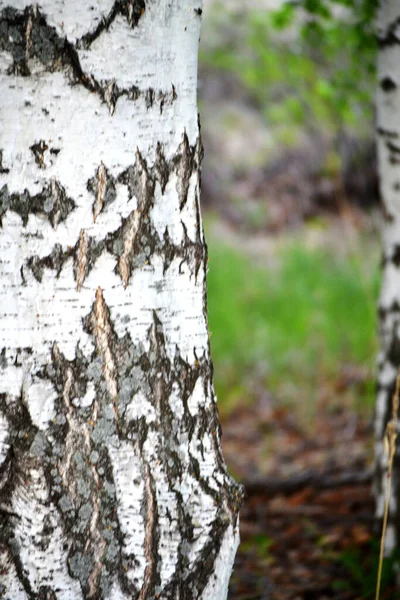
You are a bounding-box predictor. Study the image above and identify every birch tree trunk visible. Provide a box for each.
[0,1,241,598]
[375,0,400,554]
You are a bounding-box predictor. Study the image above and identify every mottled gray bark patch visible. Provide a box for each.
[33,342,131,598]
[27,243,72,282]
[0,180,75,228]
[0,5,67,75]
[88,162,117,222]
[0,289,239,597]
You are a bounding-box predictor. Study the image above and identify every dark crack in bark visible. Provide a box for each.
[139,464,160,600]
[174,133,203,211]
[30,140,49,169]
[88,162,117,223]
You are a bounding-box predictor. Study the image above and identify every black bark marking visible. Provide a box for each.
[114,150,157,286]
[377,127,399,139]
[0,180,75,228]
[37,587,57,600]
[378,17,400,47]
[386,140,400,166]
[0,150,9,174]
[174,133,203,211]
[0,347,6,368]
[25,232,106,288]
[27,243,72,282]
[387,140,400,154]
[104,79,119,116]
[0,5,175,115]
[111,137,203,285]
[0,6,68,75]
[77,0,146,49]
[392,245,400,267]
[131,313,241,598]
[387,333,400,367]
[23,136,204,287]
[380,76,398,92]
[155,142,169,193]
[145,87,155,109]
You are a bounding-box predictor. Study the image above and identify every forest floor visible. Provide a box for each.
[221,396,393,600]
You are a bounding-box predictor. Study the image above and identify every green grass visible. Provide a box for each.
[206,228,380,417]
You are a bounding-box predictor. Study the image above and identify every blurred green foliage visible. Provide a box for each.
[206,225,380,415]
[200,0,378,132]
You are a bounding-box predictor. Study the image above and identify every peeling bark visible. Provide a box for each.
[0,1,241,598]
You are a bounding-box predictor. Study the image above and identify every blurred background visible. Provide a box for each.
[196,1,398,598]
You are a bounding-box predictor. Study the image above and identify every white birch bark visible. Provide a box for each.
[0,1,241,598]
[375,0,400,554]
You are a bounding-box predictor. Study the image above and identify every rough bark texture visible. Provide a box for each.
[0,1,241,598]
[375,0,400,553]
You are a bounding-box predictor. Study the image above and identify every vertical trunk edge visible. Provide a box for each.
[375,0,400,553]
